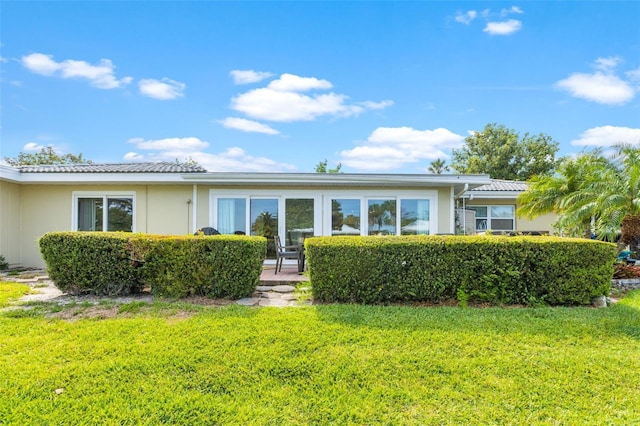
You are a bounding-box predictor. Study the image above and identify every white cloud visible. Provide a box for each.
[138,78,186,100]
[595,56,622,72]
[124,138,295,172]
[571,126,640,147]
[339,127,465,171]
[555,57,638,105]
[21,53,132,89]
[267,73,332,92]
[501,6,523,17]
[218,117,280,135]
[555,72,634,105]
[626,66,640,83]
[230,70,274,85]
[230,72,392,122]
[483,19,522,35]
[23,142,45,151]
[455,10,477,25]
[128,137,208,151]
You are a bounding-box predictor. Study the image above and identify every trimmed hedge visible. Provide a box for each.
[39,232,266,298]
[39,232,144,296]
[305,235,616,306]
[130,234,266,299]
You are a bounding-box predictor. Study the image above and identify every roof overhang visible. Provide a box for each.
[1,166,491,192]
[461,190,523,199]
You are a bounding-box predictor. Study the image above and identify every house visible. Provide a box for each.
[0,162,555,268]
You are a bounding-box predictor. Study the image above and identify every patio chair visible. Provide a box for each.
[274,235,302,274]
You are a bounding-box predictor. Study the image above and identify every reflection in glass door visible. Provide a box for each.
[285,199,314,245]
[251,199,279,257]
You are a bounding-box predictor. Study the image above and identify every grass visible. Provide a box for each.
[0,286,639,425]
[0,282,31,306]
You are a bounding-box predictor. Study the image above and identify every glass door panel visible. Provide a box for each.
[217,198,247,234]
[285,199,314,245]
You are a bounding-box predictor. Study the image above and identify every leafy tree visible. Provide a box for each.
[315,159,342,173]
[451,123,558,180]
[4,146,92,166]
[428,158,449,174]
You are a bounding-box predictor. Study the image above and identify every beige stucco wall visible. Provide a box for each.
[11,182,458,267]
[16,184,198,268]
[0,181,22,266]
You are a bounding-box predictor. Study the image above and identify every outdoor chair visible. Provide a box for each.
[274,235,302,274]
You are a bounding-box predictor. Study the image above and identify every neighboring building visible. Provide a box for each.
[0,163,553,268]
[461,179,555,235]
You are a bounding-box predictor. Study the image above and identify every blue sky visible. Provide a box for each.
[1,1,639,173]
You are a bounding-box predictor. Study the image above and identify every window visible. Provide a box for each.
[217,198,247,234]
[74,193,134,232]
[400,199,430,235]
[331,199,361,235]
[250,198,279,238]
[467,205,515,231]
[285,198,314,244]
[368,199,396,235]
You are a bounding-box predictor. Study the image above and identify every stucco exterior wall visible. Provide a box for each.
[0,181,22,266]
[145,185,195,235]
[437,188,453,234]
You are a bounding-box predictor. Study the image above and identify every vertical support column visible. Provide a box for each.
[192,184,198,234]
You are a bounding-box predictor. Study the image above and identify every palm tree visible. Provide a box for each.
[517,151,607,238]
[428,158,449,174]
[518,145,640,251]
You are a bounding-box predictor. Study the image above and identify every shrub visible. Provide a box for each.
[39,232,266,299]
[39,232,144,296]
[130,234,266,299]
[0,254,8,270]
[613,263,640,279]
[306,235,616,306]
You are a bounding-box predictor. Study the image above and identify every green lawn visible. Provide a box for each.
[1,285,639,425]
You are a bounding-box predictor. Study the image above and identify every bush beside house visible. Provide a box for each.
[306,235,616,306]
[39,232,266,298]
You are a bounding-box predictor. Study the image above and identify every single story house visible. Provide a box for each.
[0,162,554,268]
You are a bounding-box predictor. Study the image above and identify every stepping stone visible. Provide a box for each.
[281,294,298,301]
[263,292,285,299]
[256,286,273,291]
[259,298,289,307]
[271,285,296,293]
[236,298,259,306]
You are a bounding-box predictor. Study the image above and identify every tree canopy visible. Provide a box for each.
[4,146,92,166]
[315,159,342,173]
[451,123,559,181]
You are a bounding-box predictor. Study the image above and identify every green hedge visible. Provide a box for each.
[39,232,266,298]
[39,232,144,296]
[130,234,266,299]
[305,236,616,306]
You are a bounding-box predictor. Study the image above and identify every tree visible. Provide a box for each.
[517,151,607,238]
[4,146,92,166]
[428,158,449,174]
[315,159,342,173]
[450,123,558,180]
[517,145,640,252]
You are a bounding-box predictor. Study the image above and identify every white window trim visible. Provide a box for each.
[468,204,515,232]
[210,189,438,237]
[71,191,136,232]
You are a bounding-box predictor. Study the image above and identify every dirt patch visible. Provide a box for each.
[47,306,121,321]
[179,296,235,306]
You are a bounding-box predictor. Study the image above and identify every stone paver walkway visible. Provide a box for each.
[3,268,311,308]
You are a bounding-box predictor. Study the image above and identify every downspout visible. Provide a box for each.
[453,184,469,234]
[192,184,198,234]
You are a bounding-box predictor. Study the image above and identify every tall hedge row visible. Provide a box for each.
[39,232,144,296]
[39,232,266,298]
[305,236,616,306]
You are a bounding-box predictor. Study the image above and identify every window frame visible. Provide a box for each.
[72,191,136,232]
[467,204,515,232]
